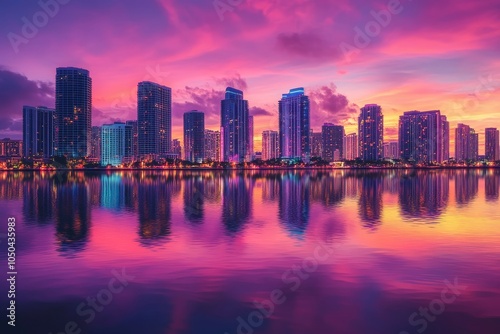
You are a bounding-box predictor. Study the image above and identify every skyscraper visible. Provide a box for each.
[172,139,182,159]
[126,120,138,160]
[204,130,220,162]
[137,81,172,158]
[220,87,249,163]
[55,67,92,158]
[247,115,254,161]
[183,111,205,163]
[101,122,132,166]
[279,88,310,161]
[358,104,383,161]
[0,139,22,157]
[485,128,500,161]
[322,123,344,162]
[441,116,450,162]
[262,130,279,161]
[90,126,101,160]
[23,106,55,158]
[343,133,358,160]
[398,110,446,163]
[455,123,478,162]
[383,142,399,159]
[311,131,323,158]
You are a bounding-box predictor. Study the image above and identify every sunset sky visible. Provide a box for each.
[0,0,499,154]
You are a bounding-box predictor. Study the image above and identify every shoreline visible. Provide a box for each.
[2,166,500,172]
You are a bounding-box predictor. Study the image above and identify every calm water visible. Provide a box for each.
[0,170,499,334]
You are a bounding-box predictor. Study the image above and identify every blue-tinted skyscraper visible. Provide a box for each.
[137,81,172,158]
[23,106,55,158]
[358,104,383,161]
[221,87,249,163]
[183,111,205,163]
[279,88,310,161]
[101,122,132,166]
[56,67,92,158]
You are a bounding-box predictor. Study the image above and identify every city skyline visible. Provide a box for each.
[1,1,498,156]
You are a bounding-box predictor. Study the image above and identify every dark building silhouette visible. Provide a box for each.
[56,67,92,158]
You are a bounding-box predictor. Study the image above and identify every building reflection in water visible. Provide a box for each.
[261,173,280,203]
[222,172,252,234]
[55,173,90,254]
[100,173,136,212]
[455,170,479,206]
[137,172,179,245]
[399,171,449,220]
[22,172,55,224]
[183,174,205,223]
[484,170,500,201]
[357,172,383,230]
[310,171,344,208]
[279,172,310,237]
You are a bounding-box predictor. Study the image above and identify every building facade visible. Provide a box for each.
[23,106,55,158]
[343,133,358,160]
[358,104,383,161]
[279,88,310,161]
[204,130,220,162]
[455,123,479,162]
[322,123,344,162]
[383,142,399,159]
[398,110,448,163]
[311,131,323,158]
[0,139,22,157]
[485,128,500,161]
[220,87,250,163]
[56,67,92,158]
[183,111,205,163]
[101,122,133,166]
[262,130,280,161]
[137,81,172,158]
[90,126,101,160]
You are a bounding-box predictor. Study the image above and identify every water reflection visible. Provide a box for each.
[1,169,498,247]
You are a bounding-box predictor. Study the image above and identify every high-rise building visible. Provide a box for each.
[101,122,133,166]
[262,130,279,161]
[279,88,310,161]
[485,128,500,161]
[358,104,383,161]
[183,111,205,163]
[0,139,22,157]
[204,130,220,162]
[90,126,101,160]
[398,110,447,163]
[247,115,254,161]
[311,131,323,158]
[137,81,172,158]
[455,123,479,162]
[441,116,450,162]
[221,87,249,163]
[126,120,138,160]
[322,123,344,162]
[172,139,182,159]
[343,133,358,160]
[23,106,55,158]
[55,67,92,158]
[383,142,399,159]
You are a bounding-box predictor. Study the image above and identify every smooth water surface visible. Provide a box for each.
[0,169,499,334]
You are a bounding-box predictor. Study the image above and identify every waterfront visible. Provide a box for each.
[0,170,499,333]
